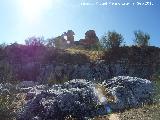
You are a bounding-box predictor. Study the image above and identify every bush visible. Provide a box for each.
[101,31,124,49]
[134,30,150,47]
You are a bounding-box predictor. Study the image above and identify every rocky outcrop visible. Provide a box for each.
[102,76,154,111]
[0,83,15,95]
[17,81,38,88]
[16,79,99,120]
[16,76,154,119]
[37,59,157,83]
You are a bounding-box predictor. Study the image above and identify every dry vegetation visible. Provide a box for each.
[66,48,104,62]
[118,103,160,120]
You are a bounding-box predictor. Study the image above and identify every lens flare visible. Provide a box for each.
[18,0,53,23]
[94,85,107,104]
[94,85,112,114]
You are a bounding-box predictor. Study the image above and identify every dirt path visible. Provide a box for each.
[93,114,120,120]
[109,114,120,120]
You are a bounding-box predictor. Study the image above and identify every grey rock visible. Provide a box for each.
[17,79,99,119]
[17,81,37,88]
[102,76,154,111]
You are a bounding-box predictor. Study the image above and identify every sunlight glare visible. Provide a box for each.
[19,0,53,23]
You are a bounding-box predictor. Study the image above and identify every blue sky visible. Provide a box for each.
[0,0,160,46]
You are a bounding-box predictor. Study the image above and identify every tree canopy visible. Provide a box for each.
[25,36,45,46]
[101,31,124,49]
[134,30,150,47]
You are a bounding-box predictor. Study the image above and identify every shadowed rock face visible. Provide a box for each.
[15,76,154,120]
[36,60,156,83]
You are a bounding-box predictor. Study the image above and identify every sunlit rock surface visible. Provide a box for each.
[16,81,38,88]
[102,76,154,110]
[14,76,154,119]
[17,79,99,120]
[0,83,15,95]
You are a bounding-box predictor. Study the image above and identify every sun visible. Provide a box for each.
[19,0,53,23]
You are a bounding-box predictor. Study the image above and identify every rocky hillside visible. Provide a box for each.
[0,45,160,83]
[0,44,160,119]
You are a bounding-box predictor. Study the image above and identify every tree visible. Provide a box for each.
[101,31,124,49]
[134,30,150,46]
[25,36,45,46]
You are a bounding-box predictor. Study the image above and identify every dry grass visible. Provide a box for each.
[118,103,160,120]
[11,93,26,112]
[66,48,104,62]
